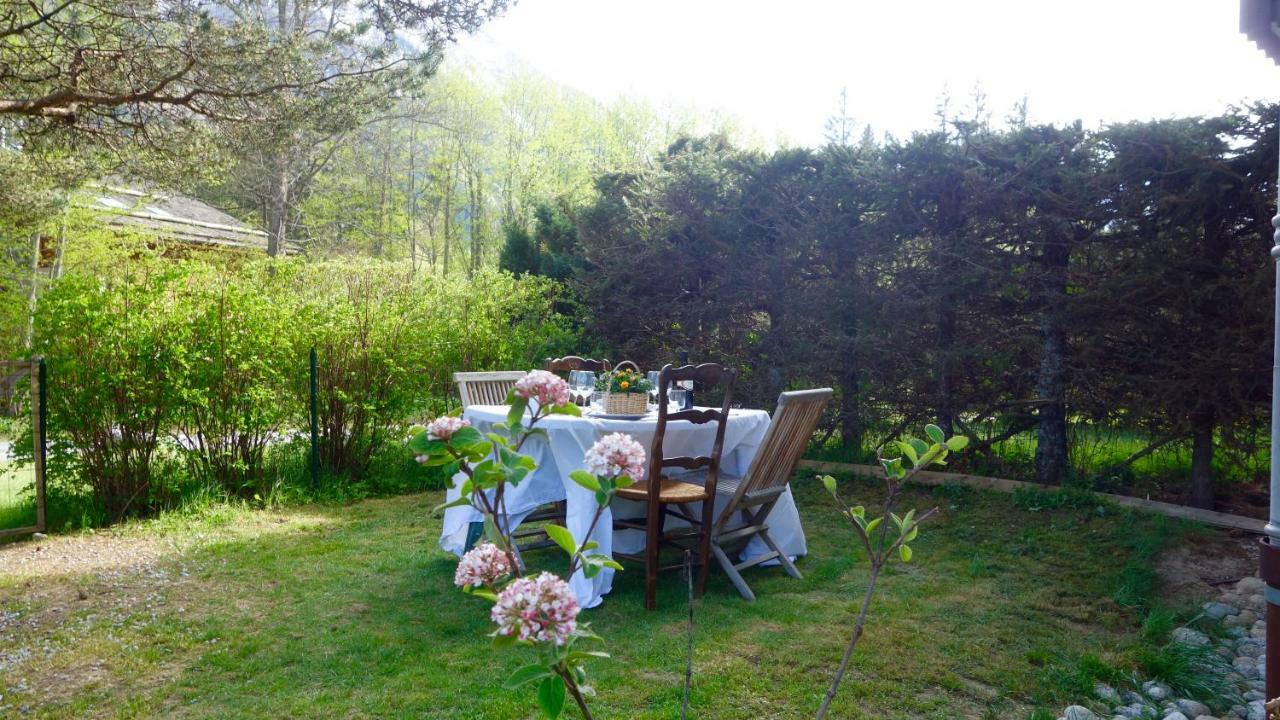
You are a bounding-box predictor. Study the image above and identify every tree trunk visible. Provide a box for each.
[1034,238,1070,486]
[266,150,290,258]
[840,366,864,453]
[1189,408,1215,509]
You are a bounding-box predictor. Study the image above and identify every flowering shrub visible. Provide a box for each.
[514,369,571,407]
[491,572,580,645]
[426,415,471,441]
[410,375,643,719]
[583,432,646,484]
[453,542,513,589]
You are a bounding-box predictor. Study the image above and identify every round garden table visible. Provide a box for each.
[438,404,808,608]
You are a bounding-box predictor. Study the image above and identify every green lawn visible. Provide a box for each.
[0,473,1208,719]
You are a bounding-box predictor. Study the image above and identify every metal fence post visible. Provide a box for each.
[35,357,46,532]
[309,347,319,490]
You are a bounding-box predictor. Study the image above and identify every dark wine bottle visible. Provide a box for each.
[678,349,693,409]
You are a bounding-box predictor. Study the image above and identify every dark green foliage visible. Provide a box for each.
[499,203,584,280]
[576,105,1278,504]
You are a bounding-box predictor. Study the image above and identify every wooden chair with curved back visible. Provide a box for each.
[543,356,611,375]
[612,362,737,610]
[709,387,832,600]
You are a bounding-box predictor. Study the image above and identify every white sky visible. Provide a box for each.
[455,0,1280,146]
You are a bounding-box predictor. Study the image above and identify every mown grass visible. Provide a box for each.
[0,472,1206,719]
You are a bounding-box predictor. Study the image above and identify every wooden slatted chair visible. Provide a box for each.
[708,388,832,601]
[453,371,526,409]
[543,356,611,374]
[612,363,737,610]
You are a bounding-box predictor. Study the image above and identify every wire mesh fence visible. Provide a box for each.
[0,358,45,538]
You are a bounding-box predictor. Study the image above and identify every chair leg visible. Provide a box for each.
[644,499,662,611]
[760,527,802,580]
[711,539,755,601]
[696,499,714,597]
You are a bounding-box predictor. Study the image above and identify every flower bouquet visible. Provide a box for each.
[593,362,651,415]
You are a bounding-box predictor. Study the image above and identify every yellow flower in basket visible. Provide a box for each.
[620,380,630,390]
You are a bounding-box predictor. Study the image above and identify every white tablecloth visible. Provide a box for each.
[439,405,807,608]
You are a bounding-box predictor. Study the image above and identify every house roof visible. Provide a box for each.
[76,184,284,252]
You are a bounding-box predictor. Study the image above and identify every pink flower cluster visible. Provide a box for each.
[490,571,580,646]
[454,542,513,589]
[427,415,471,441]
[583,432,646,481]
[514,369,570,408]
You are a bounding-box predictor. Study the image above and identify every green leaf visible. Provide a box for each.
[570,470,601,492]
[903,524,918,543]
[464,587,498,602]
[925,424,945,444]
[850,505,865,518]
[899,544,913,563]
[505,664,550,689]
[821,475,837,495]
[450,426,483,448]
[544,524,577,556]
[946,435,970,451]
[507,395,529,426]
[549,402,581,416]
[891,511,903,529]
[538,676,566,719]
[880,456,904,479]
[895,440,918,466]
[865,517,882,535]
[431,495,472,515]
[908,438,928,457]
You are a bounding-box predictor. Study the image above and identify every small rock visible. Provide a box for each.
[1144,681,1171,701]
[1175,700,1211,718]
[1172,627,1210,646]
[1064,706,1100,720]
[1123,691,1146,705]
[1237,577,1265,594]
[1247,699,1266,720]
[30,532,45,540]
[1095,683,1121,704]
[1162,712,1189,720]
[75,588,87,601]
[1234,656,1260,679]
[1244,690,1264,702]
[1205,602,1241,620]
[1192,716,1220,720]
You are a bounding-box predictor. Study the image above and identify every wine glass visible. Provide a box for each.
[667,388,686,411]
[646,371,661,406]
[570,371,595,406]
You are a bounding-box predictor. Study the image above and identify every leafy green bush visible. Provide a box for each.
[295,263,574,480]
[34,260,186,520]
[173,262,303,497]
[30,246,577,524]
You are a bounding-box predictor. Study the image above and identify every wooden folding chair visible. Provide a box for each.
[709,388,832,601]
[452,371,526,409]
[612,363,737,610]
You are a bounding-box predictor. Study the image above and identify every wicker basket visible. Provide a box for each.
[602,391,648,415]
